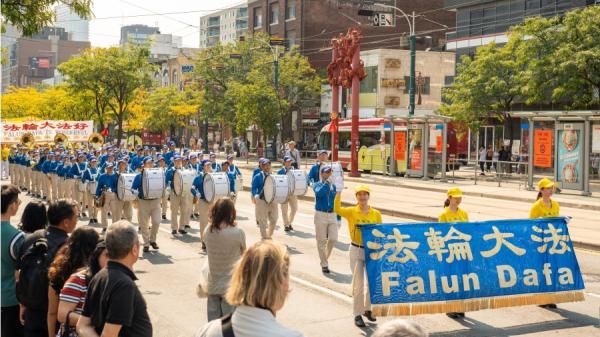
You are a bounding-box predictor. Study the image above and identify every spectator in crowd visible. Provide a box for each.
[47,226,100,337]
[478,146,486,175]
[18,199,79,337]
[498,146,511,174]
[485,145,493,172]
[285,141,301,169]
[372,319,428,337]
[194,241,303,337]
[77,220,152,337]
[19,201,47,234]
[1,184,25,337]
[203,198,246,321]
[56,241,108,336]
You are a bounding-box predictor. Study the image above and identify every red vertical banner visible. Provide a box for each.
[435,135,443,153]
[534,129,553,168]
[394,131,406,161]
[411,149,422,170]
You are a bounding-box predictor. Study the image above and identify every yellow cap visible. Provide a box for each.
[447,187,463,197]
[538,178,555,190]
[354,184,370,194]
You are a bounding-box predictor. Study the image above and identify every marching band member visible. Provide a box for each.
[157,156,169,220]
[95,162,118,233]
[226,154,241,175]
[164,141,177,164]
[165,155,189,235]
[307,150,329,186]
[70,153,88,216]
[335,184,380,327]
[277,156,297,231]
[439,187,468,319]
[312,165,338,274]
[530,178,561,310]
[40,151,53,200]
[252,158,264,178]
[112,158,133,222]
[82,157,100,224]
[23,150,33,194]
[220,161,237,202]
[190,154,202,218]
[192,159,213,252]
[100,152,116,173]
[30,151,42,198]
[131,157,161,252]
[48,153,60,201]
[209,153,221,172]
[58,155,72,199]
[252,158,278,240]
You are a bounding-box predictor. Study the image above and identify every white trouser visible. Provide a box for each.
[314,211,339,268]
[281,195,298,226]
[350,244,371,316]
[255,199,278,240]
[138,198,161,246]
[100,192,115,228]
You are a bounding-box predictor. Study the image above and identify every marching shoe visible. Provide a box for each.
[201,242,207,251]
[354,316,366,327]
[321,266,330,274]
[284,225,291,232]
[101,228,107,234]
[143,246,150,253]
[178,229,188,235]
[363,311,376,322]
[171,230,177,235]
[162,214,167,220]
[150,242,159,250]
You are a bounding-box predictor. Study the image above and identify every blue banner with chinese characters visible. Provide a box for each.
[360,218,585,316]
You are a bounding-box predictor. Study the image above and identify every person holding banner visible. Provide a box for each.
[438,187,469,319]
[530,178,560,309]
[313,165,338,274]
[530,178,560,219]
[334,184,381,327]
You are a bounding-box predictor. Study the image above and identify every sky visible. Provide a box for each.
[83,0,243,47]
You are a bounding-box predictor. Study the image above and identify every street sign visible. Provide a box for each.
[269,37,286,46]
[181,65,194,73]
[373,13,394,27]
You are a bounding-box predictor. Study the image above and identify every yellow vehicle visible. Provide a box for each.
[318,118,407,175]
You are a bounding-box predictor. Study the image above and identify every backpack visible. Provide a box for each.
[16,231,51,311]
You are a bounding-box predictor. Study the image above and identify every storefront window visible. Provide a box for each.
[360,66,378,93]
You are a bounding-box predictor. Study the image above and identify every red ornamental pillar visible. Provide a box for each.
[349,39,360,177]
[331,48,340,162]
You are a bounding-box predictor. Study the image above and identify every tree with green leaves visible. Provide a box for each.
[60,44,154,144]
[143,85,201,134]
[511,5,600,110]
[59,48,112,130]
[1,0,92,36]
[441,41,525,136]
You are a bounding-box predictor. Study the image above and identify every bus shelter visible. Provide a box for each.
[511,111,600,196]
[382,114,452,181]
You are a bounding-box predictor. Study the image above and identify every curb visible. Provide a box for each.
[236,162,599,212]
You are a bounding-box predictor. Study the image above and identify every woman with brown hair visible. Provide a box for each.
[46,226,99,337]
[203,197,246,321]
[195,240,303,337]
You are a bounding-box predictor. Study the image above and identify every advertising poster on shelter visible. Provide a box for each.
[557,129,581,185]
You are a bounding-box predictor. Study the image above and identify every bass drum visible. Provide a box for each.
[142,168,166,199]
[117,173,137,201]
[287,170,307,196]
[173,169,196,196]
[263,174,289,204]
[86,181,97,195]
[203,172,229,203]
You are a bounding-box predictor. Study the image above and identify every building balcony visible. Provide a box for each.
[207,17,220,27]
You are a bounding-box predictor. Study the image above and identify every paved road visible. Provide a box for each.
[10,187,600,337]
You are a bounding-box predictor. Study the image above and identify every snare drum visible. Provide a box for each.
[263,174,289,204]
[173,169,196,196]
[287,170,307,196]
[142,168,165,199]
[78,181,87,192]
[117,173,137,201]
[234,176,243,193]
[203,172,229,203]
[86,181,97,195]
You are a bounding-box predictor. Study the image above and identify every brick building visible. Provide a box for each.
[15,27,90,87]
[247,0,455,68]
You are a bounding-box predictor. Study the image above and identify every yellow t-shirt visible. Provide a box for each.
[334,195,382,246]
[529,199,560,218]
[1,147,9,161]
[438,207,469,223]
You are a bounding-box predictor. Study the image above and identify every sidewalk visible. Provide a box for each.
[233,158,600,251]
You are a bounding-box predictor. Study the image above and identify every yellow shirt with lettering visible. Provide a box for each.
[438,207,469,223]
[334,195,382,246]
[529,199,560,219]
